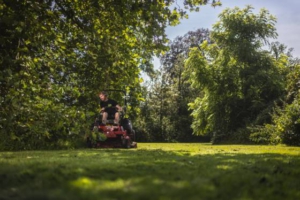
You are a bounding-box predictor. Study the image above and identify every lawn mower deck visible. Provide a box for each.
[94,122,137,148]
[87,120,137,149]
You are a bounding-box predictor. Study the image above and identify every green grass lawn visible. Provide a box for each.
[1,143,300,200]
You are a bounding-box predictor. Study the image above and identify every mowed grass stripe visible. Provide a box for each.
[0,143,299,200]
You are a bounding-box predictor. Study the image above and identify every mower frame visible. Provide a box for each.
[87,89,137,148]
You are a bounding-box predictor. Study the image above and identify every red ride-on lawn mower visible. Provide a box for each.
[86,89,137,149]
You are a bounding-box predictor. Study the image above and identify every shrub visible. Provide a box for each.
[249,125,281,145]
[255,94,300,146]
[276,98,300,146]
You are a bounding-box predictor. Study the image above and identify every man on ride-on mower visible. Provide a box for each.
[99,91,122,125]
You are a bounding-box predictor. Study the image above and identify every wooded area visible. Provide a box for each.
[1,0,299,150]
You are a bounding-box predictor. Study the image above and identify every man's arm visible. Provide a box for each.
[116,104,122,111]
[99,102,107,113]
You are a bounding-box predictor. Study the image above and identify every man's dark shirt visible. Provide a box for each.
[100,99,118,114]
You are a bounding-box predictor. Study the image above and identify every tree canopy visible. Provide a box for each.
[185,6,288,142]
[0,0,220,150]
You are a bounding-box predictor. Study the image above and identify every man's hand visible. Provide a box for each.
[116,105,122,111]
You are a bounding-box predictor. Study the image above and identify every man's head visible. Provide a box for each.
[99,91,108,101]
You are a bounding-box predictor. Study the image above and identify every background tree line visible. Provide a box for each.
[1,1,299,150]
[136,6,300,146]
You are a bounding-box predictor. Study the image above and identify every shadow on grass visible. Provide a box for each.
[0,148,299,200]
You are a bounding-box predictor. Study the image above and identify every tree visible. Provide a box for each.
[159,29,211,141]
[251,63,300,146]
[185,6,287,143]
[0,0,221,149]
[136,29,211,142]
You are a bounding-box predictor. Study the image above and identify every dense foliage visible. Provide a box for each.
[0,0,220,150]
[136,29,211,142]
[1,1,299,148]
[251,63,300,145]
[184,6,298,144]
